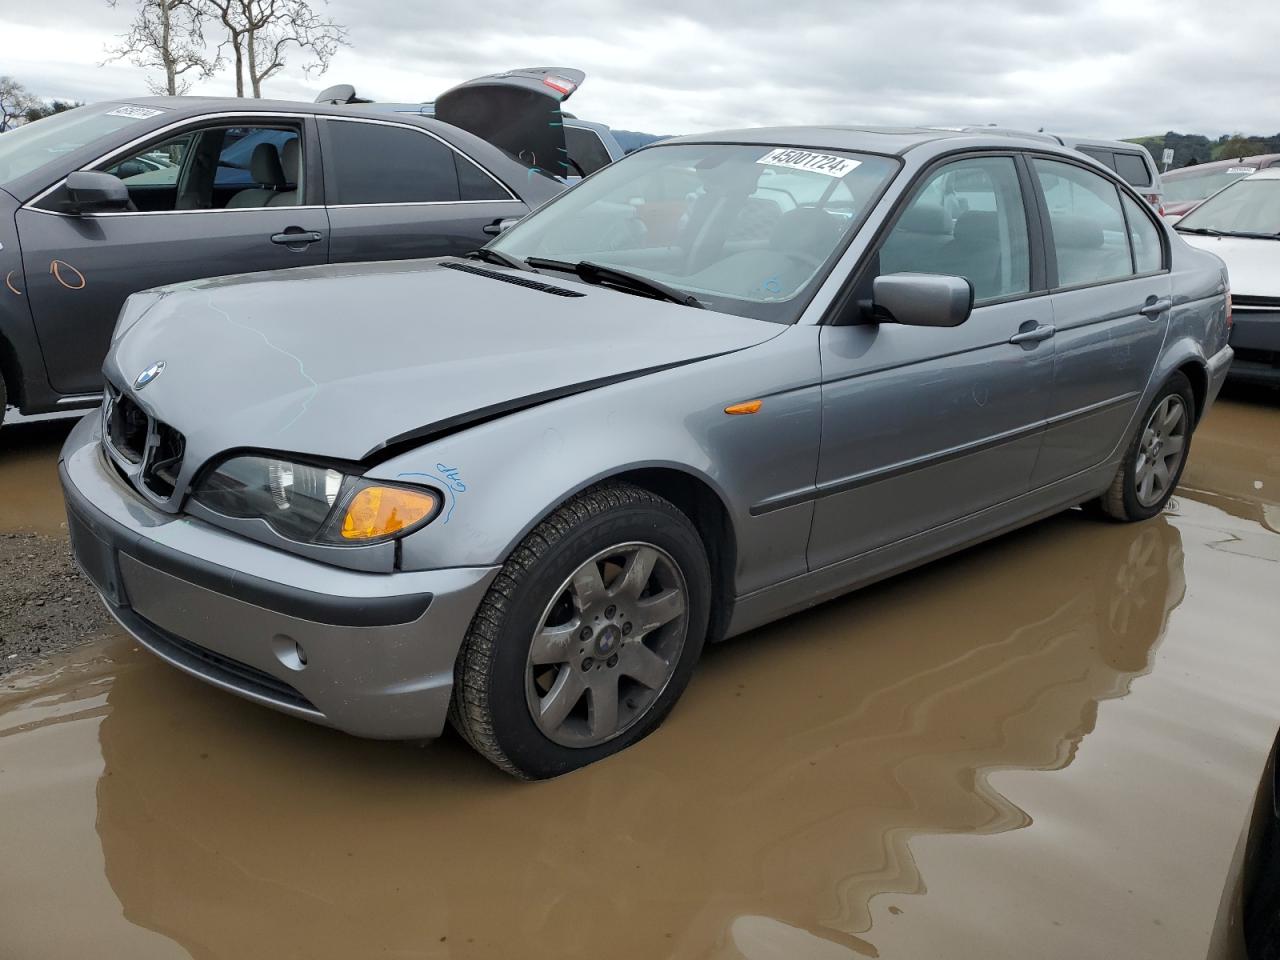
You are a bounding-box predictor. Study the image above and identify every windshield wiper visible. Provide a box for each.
[524,257,704,308]
[467,247,534,271]
[1175,226,1280,240]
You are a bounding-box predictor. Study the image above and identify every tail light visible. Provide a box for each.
[1226,292,1233,334]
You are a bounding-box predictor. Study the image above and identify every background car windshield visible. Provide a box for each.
[0,104,162,187]
[491,143,898,322]
[1178,179,1280,234]
[1162,168,1253,203]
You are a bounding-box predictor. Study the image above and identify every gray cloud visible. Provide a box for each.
[2,0,1277,138]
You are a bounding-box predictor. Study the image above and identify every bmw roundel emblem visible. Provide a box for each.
[134,361,166,390]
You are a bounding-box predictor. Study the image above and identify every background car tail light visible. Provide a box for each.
[1226,292,1233,333]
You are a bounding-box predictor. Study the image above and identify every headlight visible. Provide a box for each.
[193,455,439,545]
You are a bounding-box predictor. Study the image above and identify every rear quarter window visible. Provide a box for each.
[1113,152,1153,188]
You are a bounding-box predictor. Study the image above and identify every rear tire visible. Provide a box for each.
[449,482,711,779]
[1096,373,1195,522]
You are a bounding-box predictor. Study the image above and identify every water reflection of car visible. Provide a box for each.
[1174,168,1280,385]
[0,67,578,428]
[63,127,1234,779]
[88,516,1193,956]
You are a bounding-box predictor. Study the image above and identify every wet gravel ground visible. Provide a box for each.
[0,531,116,676]
[0,414,119,677]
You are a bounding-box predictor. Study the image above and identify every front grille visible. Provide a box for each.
[138,616,318,713]
[142,421,186,498]
[106,391,148,463]
[102,384,187,502]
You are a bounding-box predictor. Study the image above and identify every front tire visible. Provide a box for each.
[449,482,711,779]
[1096,373,1195,522]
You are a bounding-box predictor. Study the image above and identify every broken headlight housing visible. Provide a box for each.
[192,455,440,545]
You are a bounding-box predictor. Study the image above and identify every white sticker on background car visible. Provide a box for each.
[757,148,862,178]
[106,105,165,120]
[1226,166,1257,174]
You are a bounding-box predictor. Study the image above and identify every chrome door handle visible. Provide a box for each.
[1140,297,1172,318]
[270,230,323,246]
[1009,323,1056,345]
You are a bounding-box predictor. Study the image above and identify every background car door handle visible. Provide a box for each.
[270,230,323,246]
[1140,297,1172,318]
[1009,323,1056,345]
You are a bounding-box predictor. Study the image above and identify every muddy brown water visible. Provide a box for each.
[1,393,1278,959]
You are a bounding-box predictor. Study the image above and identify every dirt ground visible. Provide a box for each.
[0,416,118,676]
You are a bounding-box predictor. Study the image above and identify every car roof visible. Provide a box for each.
[108,95,445,125]
[659,125,1061,157]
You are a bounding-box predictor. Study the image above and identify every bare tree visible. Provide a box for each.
[203,0,346,98]
[104,0,217,96]
[0,76,36,130]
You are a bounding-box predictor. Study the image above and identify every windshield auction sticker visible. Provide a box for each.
[757,148,862,178]
[106,105,165,120]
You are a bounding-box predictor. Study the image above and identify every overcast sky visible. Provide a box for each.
[2,0,1278,138]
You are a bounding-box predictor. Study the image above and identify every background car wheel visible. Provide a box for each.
[1096,372,1196,523]
[449,482,712,779]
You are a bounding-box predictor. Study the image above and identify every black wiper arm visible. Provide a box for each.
[1174,226,1223,236]
[467,247,534,271]
[525,257,703,308]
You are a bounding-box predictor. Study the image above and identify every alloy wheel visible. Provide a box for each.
[525,542,689,748]
[1134,395,1188,508]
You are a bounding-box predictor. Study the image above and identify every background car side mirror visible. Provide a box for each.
[870,273,974,327]
[65,171,132,215]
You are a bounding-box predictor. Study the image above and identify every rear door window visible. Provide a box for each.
[1034,158,1133,287]
[324,120,460,204]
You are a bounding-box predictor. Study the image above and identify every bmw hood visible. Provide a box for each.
[106,259,782,468]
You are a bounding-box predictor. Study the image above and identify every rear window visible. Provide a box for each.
[565,126,613,176]
[1113,152,1152,188]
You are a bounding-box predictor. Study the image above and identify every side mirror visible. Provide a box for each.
[65,171,131,215]
[482,217,522,236]
[870,273,973,328]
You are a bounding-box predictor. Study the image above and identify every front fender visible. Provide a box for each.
[370,326,823,598]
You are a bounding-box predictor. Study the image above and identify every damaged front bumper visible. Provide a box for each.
[59,414,498,739]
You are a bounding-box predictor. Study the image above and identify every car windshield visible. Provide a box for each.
[0,103,165,188]
[490,142,899,323]
[1163,167,1255,203]
[1177,178,1280,236]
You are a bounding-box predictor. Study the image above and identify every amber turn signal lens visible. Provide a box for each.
[724,399,763,415]
[340,486,437,541]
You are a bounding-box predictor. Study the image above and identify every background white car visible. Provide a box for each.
[1174,167,1280,385]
